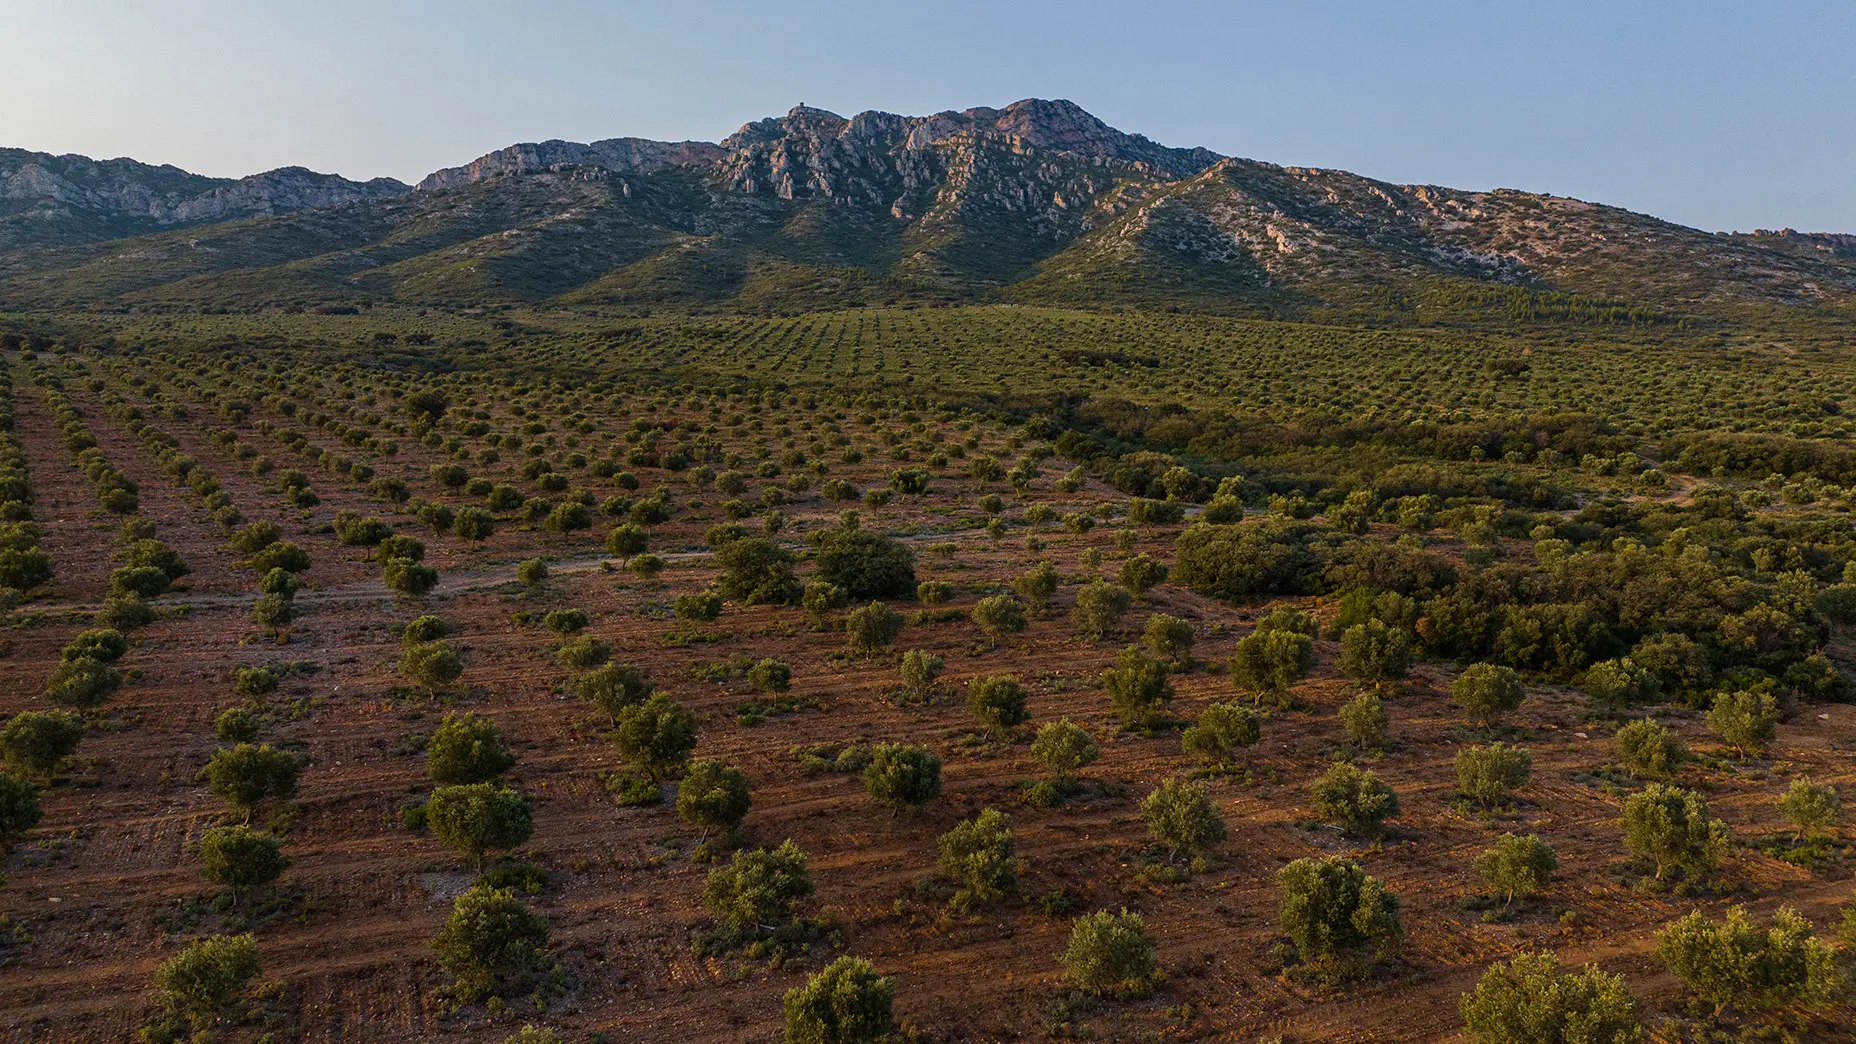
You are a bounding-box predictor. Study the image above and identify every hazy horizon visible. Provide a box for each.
[2,0,1851,234]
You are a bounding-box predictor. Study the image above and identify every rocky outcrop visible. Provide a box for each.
[0,149,408,249]
[416,138,726,191]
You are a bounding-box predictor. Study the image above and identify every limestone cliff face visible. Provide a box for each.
[415,138,726,191]
[0,149,408,249]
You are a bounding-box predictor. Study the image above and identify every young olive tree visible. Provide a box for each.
[1657,905,1838,1017]
[1622,782,1729,884]
[1181,701,1260,771]
[1277,856,1402,979]
[426,712,515,785]
[1141,776,1226,861]
[966,675,1029,736]
[1059,909,1158,997]
[1456,743,1532,807]
[1311,762,1399,838]
[1460,952,1642,1044]
[676,759,751,838]
[426,783,534,870]
[1473,833,1558,906]
[938,808,1016,910]
[1453,663,1525,726]
[1103,645,1173,728]
[1228,627,1312,702]
[782,956,894,1044]
[862,743,941,813]
[613,694,698,782]
[433,884,552,1002]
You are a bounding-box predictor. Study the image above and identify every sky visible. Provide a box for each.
[2,0,1851,233]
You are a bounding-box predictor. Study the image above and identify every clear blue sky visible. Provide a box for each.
[4,0,1851,233]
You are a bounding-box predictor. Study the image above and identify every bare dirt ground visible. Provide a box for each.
[1,374,1853,1044]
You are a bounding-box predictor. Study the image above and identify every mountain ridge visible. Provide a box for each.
[2,99,1853,324]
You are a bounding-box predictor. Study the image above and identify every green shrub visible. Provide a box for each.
[1141,776,1226,859]
[1338,621,1410,683]
[614,694,698,781]
[433,885,552,1001]
[1142,613,1195,663]
[1180,702,1260,770]
[426,712,515,784]
[966,675,1029,735]
[862,743,942,812]
[845,602,904,653]
[199,825,287,904]
[899,650,944,700]
[704,839,814,931]
[1103,645,1173,727]
[148,934,261,1039]
[1228,627,1313,699]
[1473,834,1558,905]
[0,710,83,778]
[575,663,653,722]
[1657,905,1837,1015]
[1070,581,1131,641]
[1456,743,1532,807]
[203,743,299,816]
[1059,909,1157,997]
[938,808,1016,908]
[1311,762,1399,837]
[1339,690,1388,752]
[0,771,42,847]
[1453,663,1525,725]
[1460,952,1641,1044]
[783,956,894,1044]
[1777,777,1840,841]
[714,538,799,605]
[811,526,916,598]
[1614,718,1686,778]
[677,759,751,837]
[427,783,534,869]
[1621,783,1729,883]
[1030,719,1099,782]
[1277,856,1402,978]
[1706,689,1779,756]
[971,593,1028,646]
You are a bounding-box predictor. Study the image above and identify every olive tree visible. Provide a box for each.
[1311,762,1399,838]
[862,743,941,813]
[1456,743,1532,807]
[1141,776,1226,860]
[427,711,515,784]
[0,710,83,779]
[1453,663,1526,726]
[1070,581,1131,641]
[971,593,1027,648]
[1473,833,1558,906]
[613,694,698,781]
[148,934,262,1039]
[0,770,42,848]
[966,675,1029,736]
[677,759,751,838]
[574,662,653,723]
[782,956,894,1044]
[1228,627,1312,701]
[1143,613,1195,664]
[898,649,943,701]
[1277,856,1402,978]
[1622,782,1729,883]
[1181,701,1260,771]
[199,825,287,905]
[1059,909,1157,997]
[1777,777,1840,841]
[433,884,552,1001]
[1338,621,1411,683]
[1011,562,1059,614]
[1339,690,1388,753]
[427,783,534,869]
[1614,718,1686,779]
[1706,689,1779,756]
[1657,905,1838,1016]
[844,602,904,653]
[938,808,1016,909]
[204,743,300,820]
[1460,952,1642,1044]
[1030,719,1099,783]
[1103,645,1173,728]
[1116,554,1168,600]
[703,839,814,932]
[400,640,464,696]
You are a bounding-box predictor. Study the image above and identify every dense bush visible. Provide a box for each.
[1277,856,1402,978]
[811,526,916,598]
[938,808,1016,908]
[1460,952,1641,1044]
[426,712,515,785]
[1311,762,1399,837]
[862,743,942,812]
[1621,783,1729,883]
[427,783,534,868]
[433,884,553,1001]
[783,956,894,1044]
[1059,909,1157,997]
[1141,776,1226,859]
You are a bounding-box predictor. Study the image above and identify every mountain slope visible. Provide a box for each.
[2,99,1852,323]
[0,149,409,252]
